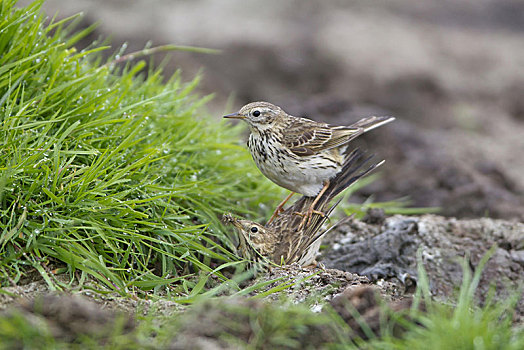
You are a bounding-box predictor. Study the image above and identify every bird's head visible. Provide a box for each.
[222,213,277,258]
[223,101,282,132]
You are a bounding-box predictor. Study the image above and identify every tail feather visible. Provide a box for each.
[335,116,395,149]
[302,149,382,242]
[321,148,381,205]
[281,149,383,264]
[351,116,395,132]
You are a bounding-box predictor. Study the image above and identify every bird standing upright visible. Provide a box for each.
[223,149,383,267]
[223,101,394,225]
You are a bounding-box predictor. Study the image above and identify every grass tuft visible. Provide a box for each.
[1,249,522,348]
[369,247,524,349]
[0,0,281,297]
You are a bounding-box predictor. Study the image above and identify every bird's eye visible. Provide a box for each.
[250,226,258,233]
[252,110,261,117]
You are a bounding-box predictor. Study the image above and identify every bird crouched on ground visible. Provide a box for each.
[223,149,383,268]
[223,101,394,226]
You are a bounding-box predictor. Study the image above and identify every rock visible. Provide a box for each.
[321,215,524,322]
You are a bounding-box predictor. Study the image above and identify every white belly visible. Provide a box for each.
[248,134,340,196]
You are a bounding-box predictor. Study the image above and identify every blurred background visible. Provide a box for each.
[19,0,524,220]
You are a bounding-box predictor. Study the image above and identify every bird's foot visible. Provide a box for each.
[295,208,326,229]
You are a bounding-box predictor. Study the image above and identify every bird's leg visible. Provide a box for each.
[267,192,295,225]
[299,180,330,229]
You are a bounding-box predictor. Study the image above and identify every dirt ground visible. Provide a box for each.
[6,0,524,341]
[2,211,523,343]
[322,214,524,322]
[23,0,524,220]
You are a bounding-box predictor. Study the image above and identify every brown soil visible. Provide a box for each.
[322,214,524,322]
[8,0,524,344]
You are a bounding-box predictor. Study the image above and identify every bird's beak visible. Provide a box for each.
[222,214,243,230]
[223,112,246,120]
[230,219,244,231]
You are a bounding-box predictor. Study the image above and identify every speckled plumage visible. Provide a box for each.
[224,101,394,197]
[223,149,383,267]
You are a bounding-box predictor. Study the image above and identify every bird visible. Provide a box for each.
[223,149,383,268]
[223,101,394,226]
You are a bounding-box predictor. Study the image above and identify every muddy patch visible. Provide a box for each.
[321,214,524,322]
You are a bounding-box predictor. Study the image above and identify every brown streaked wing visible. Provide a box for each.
[282,116,360,157]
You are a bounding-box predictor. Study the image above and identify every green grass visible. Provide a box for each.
[2,2,522,348]
[0,0,436,298]
[343,197,440,218]
[335,173,440,220]
[1,249,522,349]
[368,248,524,350]
[0,0,283,297]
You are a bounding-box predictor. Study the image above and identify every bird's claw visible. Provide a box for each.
[295,208,326,229]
